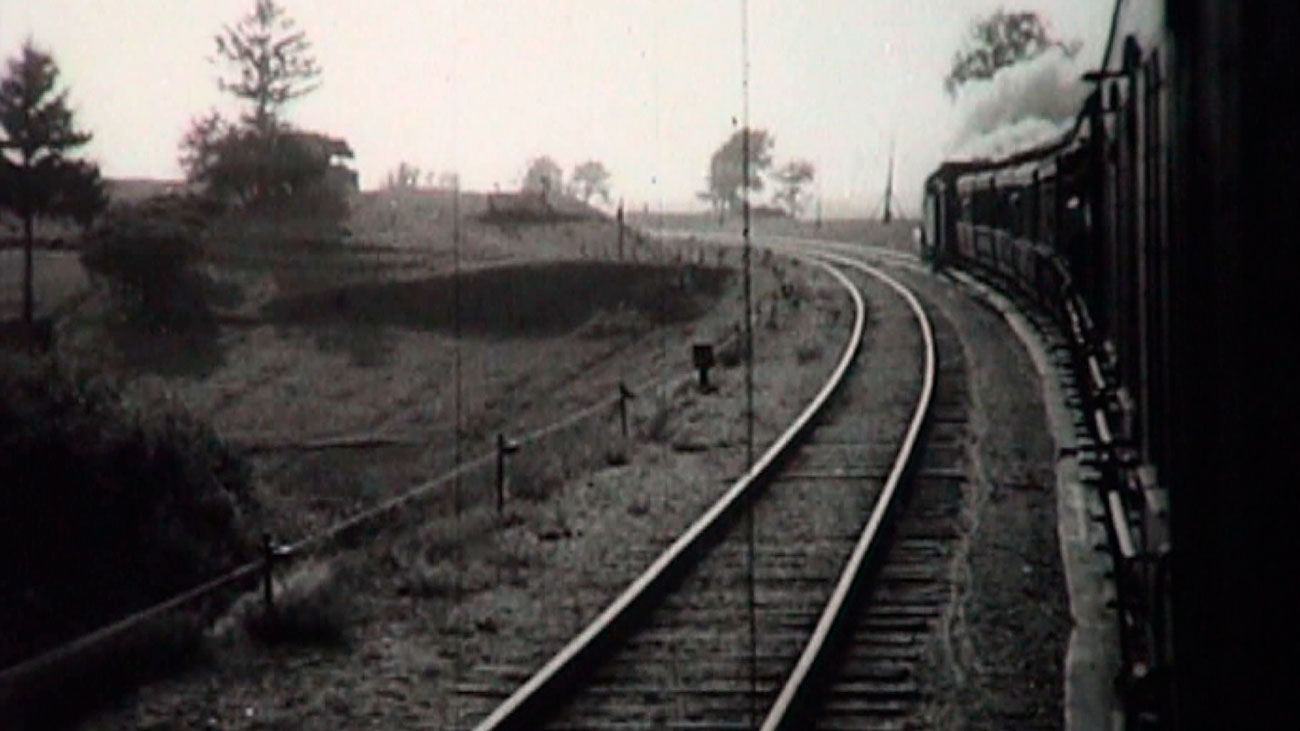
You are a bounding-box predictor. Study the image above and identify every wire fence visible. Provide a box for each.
[0,230,748,716]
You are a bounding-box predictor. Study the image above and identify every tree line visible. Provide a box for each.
[381,155,613,210]
[2,1,1078,331]
[1,0,358,332]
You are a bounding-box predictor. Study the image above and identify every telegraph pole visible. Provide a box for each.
[741,0,758,725]
[882,138,895,224]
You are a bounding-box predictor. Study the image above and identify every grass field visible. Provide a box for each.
[44,187,750,547]
[0,250,89,320]
[77,220,852,731]
[10,182,864,726]
[626,209,923,254]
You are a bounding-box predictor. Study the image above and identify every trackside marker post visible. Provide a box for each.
[496,433,520,516]
[693,343,716,392]
[618,382,635,438]
[262,533,275,618]
[617,199,625,260]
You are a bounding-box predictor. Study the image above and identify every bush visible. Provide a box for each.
[795,336,824,363]
[80,196,213,331]
[716,331,744,368]
[508,453,566,502]
[402,557,463,599]
[603,436,631,466]
[0,353,259,668]
[233,559,352,646]
[638,386,675,443]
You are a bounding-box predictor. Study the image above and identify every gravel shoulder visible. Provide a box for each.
[897,266,1072,730]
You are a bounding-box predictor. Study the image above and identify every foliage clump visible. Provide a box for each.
[80,196,215,331]
[522,155,564,198]
[569,160,612,204]
[225,559,352,647]
[178,0,355,218]
[0,354,259,667]
[0,40,106,327]
[771,159,815,218]
[700,128,774,217]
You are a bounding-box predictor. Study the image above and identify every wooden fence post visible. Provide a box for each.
[261,532,275,618]
[496,433,519,516]
[619,382,635,438]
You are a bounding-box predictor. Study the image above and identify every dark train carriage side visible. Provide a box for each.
[925,1,1299,728]
[1163,3,1297,730]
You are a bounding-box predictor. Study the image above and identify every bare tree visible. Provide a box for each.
[383,162,421,190]
[214,0,321,134]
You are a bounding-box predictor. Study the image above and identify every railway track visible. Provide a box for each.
[458,246,974,730]
[763,251,969,730]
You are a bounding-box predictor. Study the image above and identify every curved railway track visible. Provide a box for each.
[462,245,974,730]
[762,250,972,730]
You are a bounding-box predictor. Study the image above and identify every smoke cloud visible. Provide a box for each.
[947,46,1090,161]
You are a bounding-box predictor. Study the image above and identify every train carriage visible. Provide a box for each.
[922,2,1300,727]
[922,2,1177,725]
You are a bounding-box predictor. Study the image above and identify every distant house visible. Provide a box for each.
[281,131,358,196]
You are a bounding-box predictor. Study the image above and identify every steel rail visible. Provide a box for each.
[472,254,867,731]
[759,247,937,730]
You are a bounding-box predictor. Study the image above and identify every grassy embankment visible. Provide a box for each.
[5,184,761,726]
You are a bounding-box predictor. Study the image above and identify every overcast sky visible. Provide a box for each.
[0,0,1112,215]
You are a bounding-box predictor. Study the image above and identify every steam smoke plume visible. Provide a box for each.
[948,46,1090,161]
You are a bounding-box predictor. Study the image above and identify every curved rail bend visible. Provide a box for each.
[472,254,866,731]
[760,249,938,730]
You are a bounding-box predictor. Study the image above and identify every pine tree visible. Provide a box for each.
[0,40,100,328]
[214,0,321,136]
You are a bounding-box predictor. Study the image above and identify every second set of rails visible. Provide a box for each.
[461,240,973,730]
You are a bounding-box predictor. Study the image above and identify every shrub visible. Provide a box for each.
[577,304,650,340]
[403,557,462,598]
[0,353,259,668]
[716,331,744,368]
[495,527,543,569]
[638,386,674,443]
[795,336,824,363]
[235,559,352,646]
[80,196,212,331]
[508,453,566,502]
[603,436,631,466]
